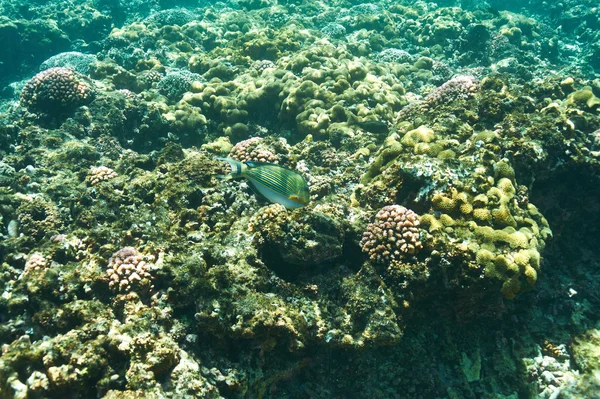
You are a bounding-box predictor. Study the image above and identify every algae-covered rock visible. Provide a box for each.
[565,87,600,110]
[572,329,600,374]
[256,209,345,268]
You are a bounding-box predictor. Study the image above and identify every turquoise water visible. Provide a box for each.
[1,1,600,398]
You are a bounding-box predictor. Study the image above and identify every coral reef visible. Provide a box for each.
[228,136,291,164]
[156,70,202,101]
[40,52,98,75]
[1,0,600,398]
[23,253,48,274]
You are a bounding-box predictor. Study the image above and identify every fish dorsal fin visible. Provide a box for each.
[245,160,276,168]
[245,161,295,172]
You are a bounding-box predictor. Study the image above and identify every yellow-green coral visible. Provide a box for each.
[470,225,542,297]
[439,214,456,227]
[497,178,516,196]
[566,86,600,109]
[437,149,456,160]
[472,194,489,208]
[414,142,443,156]
[359,137,403,184]
[401,125,435,147]
[421,163,549,299]
[476,248,495,264]
[473,130,499,144]
[501,277,521,300]
[419,214,443,232]
[475,226,529,249]
[163,101,207,131]
[513,249,532,268]
[432,192,456,213]
[459,202,473,215]
[492,206,517,228]
[473,208,492,223]
[493,160,515,180]
[454,191,469,204]
[475,245,540,299]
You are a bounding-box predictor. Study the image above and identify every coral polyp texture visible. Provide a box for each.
[87,166,118,185]
[423,178,552,299]
[23,253,48,274]
[228,137,279,164]
[106,247,154,293]
[430,75,479,103]
[2,0,600,397]
[360,205,424,265]
[20,67,94,114]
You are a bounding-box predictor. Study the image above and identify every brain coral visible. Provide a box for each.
[20,67,94,114]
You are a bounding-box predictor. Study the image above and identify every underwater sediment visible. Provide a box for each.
[1,0,600,398]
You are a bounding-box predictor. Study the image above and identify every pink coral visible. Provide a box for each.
[425,75,479,106]
[229,137,278,163]
[20,67,94,113]
[399,75,478,119]
[87,166,118,185]
[106,247,154,293]
[23,253,48,274]
[360,205,423,264]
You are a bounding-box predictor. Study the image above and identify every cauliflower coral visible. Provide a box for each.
[106,247,154,293]
[360,205,424,265]
[20,67,94,114]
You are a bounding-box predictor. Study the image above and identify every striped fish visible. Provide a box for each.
[216,157,310,209]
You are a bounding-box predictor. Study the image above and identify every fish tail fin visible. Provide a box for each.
[216,157,245,179]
